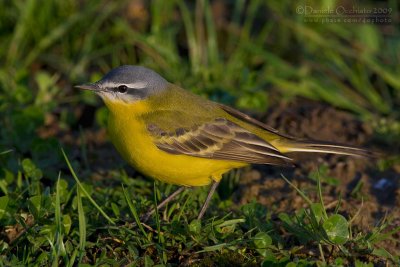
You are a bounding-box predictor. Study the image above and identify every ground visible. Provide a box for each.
[236,99,400,257]
[58,98,400,265]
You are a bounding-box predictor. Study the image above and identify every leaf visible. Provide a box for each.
[189,219,201,234]
[254,232,272,257]
[0,196,9,220]
[63,214,72,235]
[355,260,374,267]
[260,248,276,263]
[262,254,290,267]
[203,243,227,252]
[372,248,394,261]
[217,218,245,227]
[31,169,43,181]
[22,158,43,180]
[310,203,323,223]
[3,168,15,183]
[111,203,120,217]
[278,212,292,225]
[144,255,154,267]
[57,179,69,203]
[254,232,272,249]
[29,195,42,217]
[79,183,93,197]
[22,158,36,175]
[323,214,349,245]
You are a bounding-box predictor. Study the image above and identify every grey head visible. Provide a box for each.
[75,65,169,103]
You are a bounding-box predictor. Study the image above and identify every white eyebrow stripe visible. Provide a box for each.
[100,81,148,89]
[125,82,148,88]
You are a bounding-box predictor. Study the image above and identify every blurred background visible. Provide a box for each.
[0,0,399,265]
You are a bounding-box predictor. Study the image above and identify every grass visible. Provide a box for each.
[0,0,399,266]
[2,153,398,265]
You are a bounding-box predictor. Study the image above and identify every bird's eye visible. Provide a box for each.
[117,85,128,93]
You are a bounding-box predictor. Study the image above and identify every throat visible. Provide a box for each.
[103,98,150,116]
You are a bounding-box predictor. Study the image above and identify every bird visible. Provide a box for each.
[75,65,372,220]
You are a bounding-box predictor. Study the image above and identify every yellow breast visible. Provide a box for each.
[104,99,246,187]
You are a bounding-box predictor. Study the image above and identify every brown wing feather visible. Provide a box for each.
[147,117,294,167]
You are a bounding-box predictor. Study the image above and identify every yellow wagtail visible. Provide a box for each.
[76,65,372,219]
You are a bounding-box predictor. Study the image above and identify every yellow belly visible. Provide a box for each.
[106,101,246,187]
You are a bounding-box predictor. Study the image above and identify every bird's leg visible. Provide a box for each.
[142,186,186,222]
[197,180,220,220]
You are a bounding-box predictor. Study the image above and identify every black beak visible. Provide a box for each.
[74,83,99,91]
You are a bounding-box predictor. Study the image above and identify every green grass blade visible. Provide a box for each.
[122,185,148,239]
[281,174,313,206]
[54,173,69,267]
[6,0,36,64]
[204,0,219,67]
[77,184,86,263]
[153,182,162,243]
[55,174,62,235]
[177,0,199,72]
[0,149,13,155]
[316,171,328,220]
[61,147,115,225]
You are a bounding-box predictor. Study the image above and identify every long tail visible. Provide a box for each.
[218,104,376,159]
[277,139,375,158]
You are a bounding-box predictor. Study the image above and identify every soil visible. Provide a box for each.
[234,98,400,255]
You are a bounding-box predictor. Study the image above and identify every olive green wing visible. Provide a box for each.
[143,111,293,166]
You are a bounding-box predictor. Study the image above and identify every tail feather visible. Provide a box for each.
[280,140,375,158]
[220,103,377,159]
